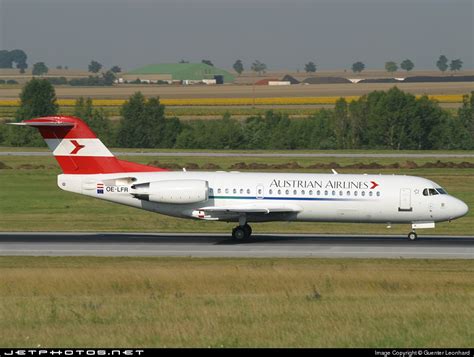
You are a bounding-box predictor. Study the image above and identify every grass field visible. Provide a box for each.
[0,257,473,347]
[0,153,472,235]
[0,82,472,101]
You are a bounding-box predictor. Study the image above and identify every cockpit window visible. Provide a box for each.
[423,188,439,196]
[436,188,447,194]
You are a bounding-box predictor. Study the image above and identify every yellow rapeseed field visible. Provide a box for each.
[0,94,464,108]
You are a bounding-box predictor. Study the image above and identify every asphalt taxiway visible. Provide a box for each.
[0,232,473,259]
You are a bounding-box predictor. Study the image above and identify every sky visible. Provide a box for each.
[0,0,472,71]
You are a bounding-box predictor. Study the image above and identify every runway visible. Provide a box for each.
[0,232,473,259]
[2,151,474,158]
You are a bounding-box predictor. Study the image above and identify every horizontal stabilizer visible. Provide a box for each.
[8,121,74,127]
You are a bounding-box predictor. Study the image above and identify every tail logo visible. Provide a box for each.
[70,140,85,155]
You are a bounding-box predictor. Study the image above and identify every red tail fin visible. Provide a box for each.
[10,116,168,174]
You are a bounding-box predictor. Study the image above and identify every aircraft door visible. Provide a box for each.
[256,184,264,200]
[399,188,412,212]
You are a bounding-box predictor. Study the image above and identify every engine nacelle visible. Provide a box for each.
[133,179,209,204]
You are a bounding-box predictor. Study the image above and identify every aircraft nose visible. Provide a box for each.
[452,198,469,219]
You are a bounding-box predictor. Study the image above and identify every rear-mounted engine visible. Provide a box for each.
[132,179,209,204]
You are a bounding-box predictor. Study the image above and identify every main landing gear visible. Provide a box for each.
[408,231,418,241]
[232,224,252,240]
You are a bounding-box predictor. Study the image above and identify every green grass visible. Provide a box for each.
[0,154,473,235]
[0,257,472,347]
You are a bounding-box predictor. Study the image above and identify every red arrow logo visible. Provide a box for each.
[70,140,85,155]
[370,181,379,189]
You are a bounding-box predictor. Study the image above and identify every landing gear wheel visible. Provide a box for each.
[243,224,252,237]
[232,226,247,240]
[408,231,418,241]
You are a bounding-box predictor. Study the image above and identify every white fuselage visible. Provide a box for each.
[57,171,468,226]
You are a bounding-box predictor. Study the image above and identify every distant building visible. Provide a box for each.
[122,63,235,83]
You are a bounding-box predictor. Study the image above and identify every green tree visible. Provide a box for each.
[0,50,12,68]
[385,61,398,73]
[233,59,244,75]
[88,60,102,73]
[110,65,122,73]
[348,98,368,148]
[400,59,414,72]
[10,49,28,73]
[449,59,463,72]
[118,92,181,148]
[102,70,116,86]
[73,97,115,146]
[201,59,214,67]
[32,62,48,76]
[458,92,474,140]
[7,79,58,146]
[251,60,267,75]
[334,98,350,149]
[304,61,317,73]
[436,55,448,73]
[351,61,365,73]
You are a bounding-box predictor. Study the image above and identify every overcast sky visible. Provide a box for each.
[0,0,472,71]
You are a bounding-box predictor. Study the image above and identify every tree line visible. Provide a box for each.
[1,49,465,77]
[1,79,473,150]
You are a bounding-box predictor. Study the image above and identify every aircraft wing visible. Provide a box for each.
[198,203,301,214]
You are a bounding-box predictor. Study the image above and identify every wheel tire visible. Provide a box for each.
[408,231,417,241]
[243,224,252,238]
[232,227,247,240]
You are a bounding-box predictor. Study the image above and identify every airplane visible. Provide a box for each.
[9,115,469,240]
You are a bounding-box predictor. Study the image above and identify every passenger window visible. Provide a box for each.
[258,189,262,195]
[240,188,243,194]
[347,191,350,196]
[309,190,313,195]
[324,190,328,196]
[285,190,289,195]
[269,189,273,195]
[247,189,250,194]
[369,191,373,197]
[376,192,381,197]
[354,191,358,196]
[225,188,229,194]
[278,189,281,195]
[361,191,365,197]
[332,191,336,196]
[218,188,221,194]
[293,190,297,195]
[339,191,343,196]
[302,190,305,195]
[317,190,321,196]
[233,188,237,194]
